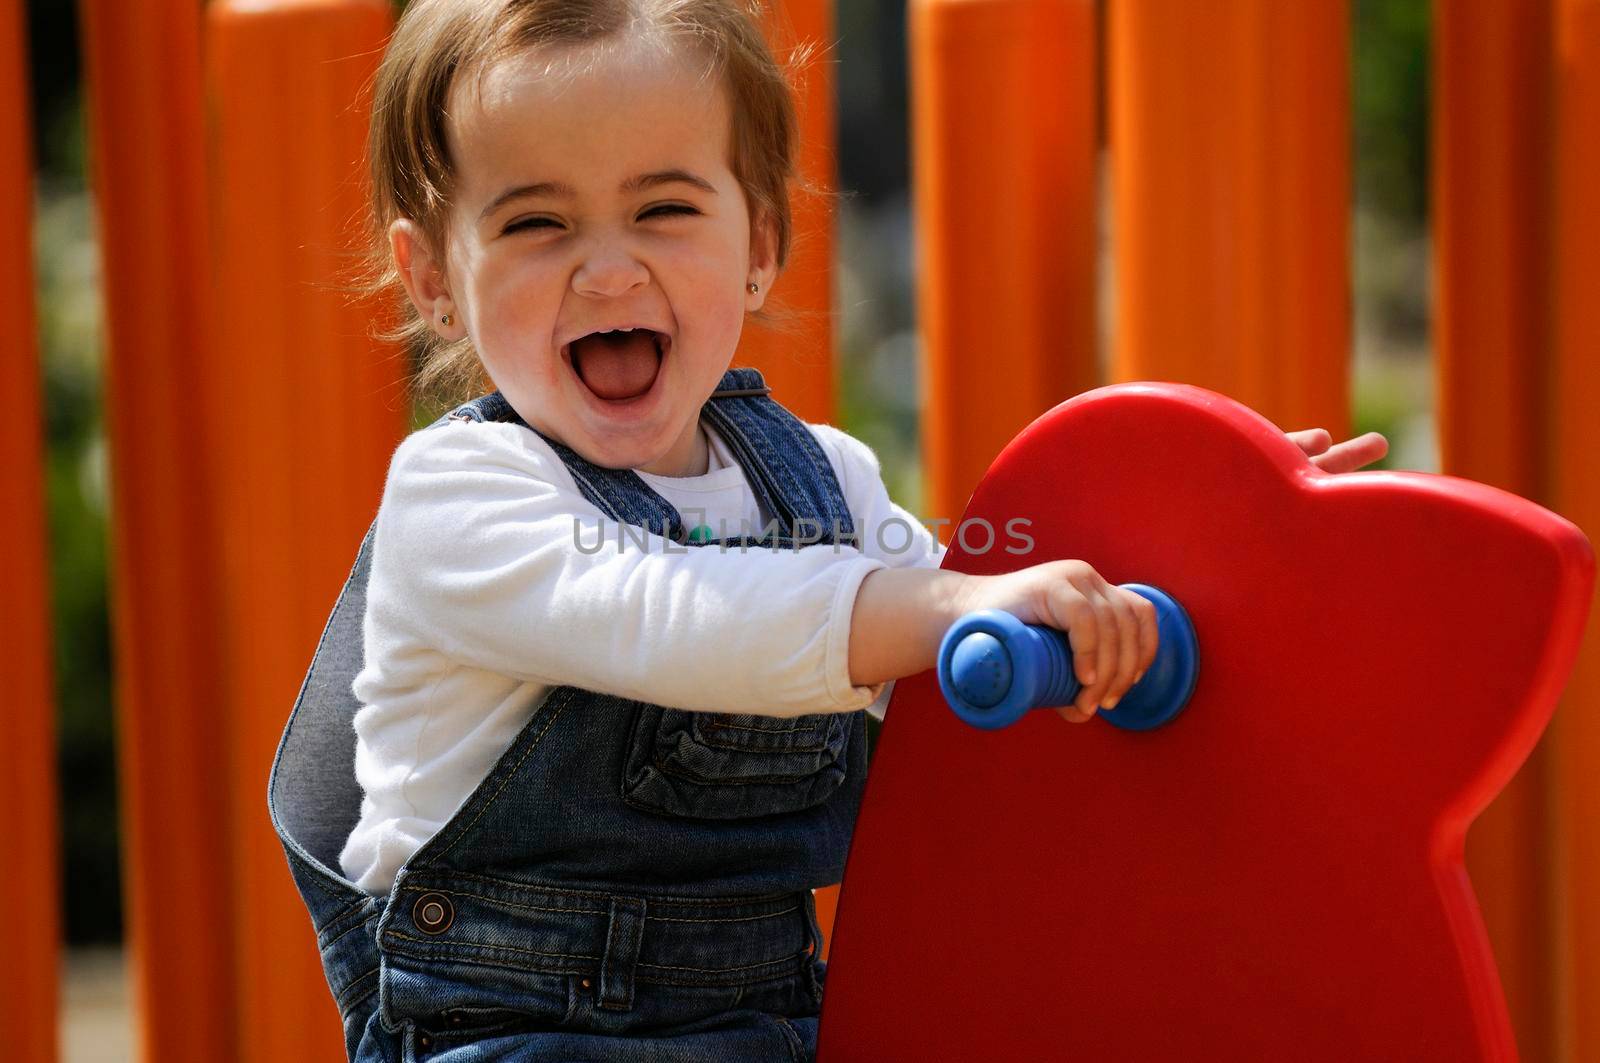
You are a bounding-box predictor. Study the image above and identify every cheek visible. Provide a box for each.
[680,277,747,348]
[667,217,747,277]
[666,237,748,319]
[476,257,563,332]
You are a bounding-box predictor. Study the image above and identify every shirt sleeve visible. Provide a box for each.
[362,421,890,717]
[806,422,947,572]
[806,423,949,720]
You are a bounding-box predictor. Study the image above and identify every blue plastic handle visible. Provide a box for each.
[936,583,1200,731]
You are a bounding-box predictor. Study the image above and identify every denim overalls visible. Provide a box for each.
[269,367,867,1062]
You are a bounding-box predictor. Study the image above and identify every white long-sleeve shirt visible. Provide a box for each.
[340,414,945,894]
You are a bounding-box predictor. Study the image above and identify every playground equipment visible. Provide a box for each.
[938,587,1200,732]
[818,383,1595,1060]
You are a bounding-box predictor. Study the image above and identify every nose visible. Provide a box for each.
[571,237,649,299]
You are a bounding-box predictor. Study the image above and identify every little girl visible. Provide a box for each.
[269,1,1385,1059]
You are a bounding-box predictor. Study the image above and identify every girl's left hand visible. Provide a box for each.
[1286,428,1389,473]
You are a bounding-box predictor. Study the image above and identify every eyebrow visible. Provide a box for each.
[477,169,718,222]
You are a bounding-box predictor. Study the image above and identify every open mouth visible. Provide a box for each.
[568,328,667,403]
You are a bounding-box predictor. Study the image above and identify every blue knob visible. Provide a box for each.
[937,583,1199,731]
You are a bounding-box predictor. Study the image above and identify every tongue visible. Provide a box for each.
[572,331,661,401]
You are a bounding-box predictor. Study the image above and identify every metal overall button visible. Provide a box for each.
[412,892,455,935]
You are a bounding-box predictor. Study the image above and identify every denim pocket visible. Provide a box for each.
[389,967,577,1061]
[620,702,853,819]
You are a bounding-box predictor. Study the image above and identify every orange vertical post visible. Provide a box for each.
[1432,3,1559,1059]
[78,0,239,1058]
[912,0,1098,524]
[740,0,836,425]
[1551,2,1600,1057]
[1108,0,1350,437]
[205,2,404,1060]
[0,2,60,1060]
[749,0,841,948]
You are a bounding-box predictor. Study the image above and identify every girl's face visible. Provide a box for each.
[392,35,777,475]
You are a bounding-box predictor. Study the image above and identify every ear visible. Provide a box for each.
[390,218,464,339]
[744,208,780,313]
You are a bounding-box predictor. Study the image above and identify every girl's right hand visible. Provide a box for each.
[956,561,1159,723]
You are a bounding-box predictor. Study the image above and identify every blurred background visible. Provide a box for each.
[24,0,1435,1057]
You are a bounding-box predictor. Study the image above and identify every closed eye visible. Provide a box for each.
[641,203,701,220]
[503,216,560,235]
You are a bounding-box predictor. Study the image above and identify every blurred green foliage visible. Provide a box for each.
[1354,0,1430,227]
[1350,0,1433,472]
[35,94,121,943]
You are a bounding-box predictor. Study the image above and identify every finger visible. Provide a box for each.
[1280,429,1331,451]
[1101,589,1142,709]
[1328,432,1388,470]
[1058,592,1099,691]
[1134,593,1160,676]
[1286,427,1332,457]
[1053,704,1095,724]
[1311,432,1388,474]
[1089,593,1120,712]
[1312,435,1376,473]
[1058,570,1113,713]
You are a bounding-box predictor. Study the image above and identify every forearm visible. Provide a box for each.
[846,566,973,686]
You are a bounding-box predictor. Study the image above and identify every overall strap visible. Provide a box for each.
[700,368,856,540]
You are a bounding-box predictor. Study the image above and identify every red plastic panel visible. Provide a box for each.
[819,383,1594,1062]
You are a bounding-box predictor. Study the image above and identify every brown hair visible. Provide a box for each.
[357,0,812,405]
